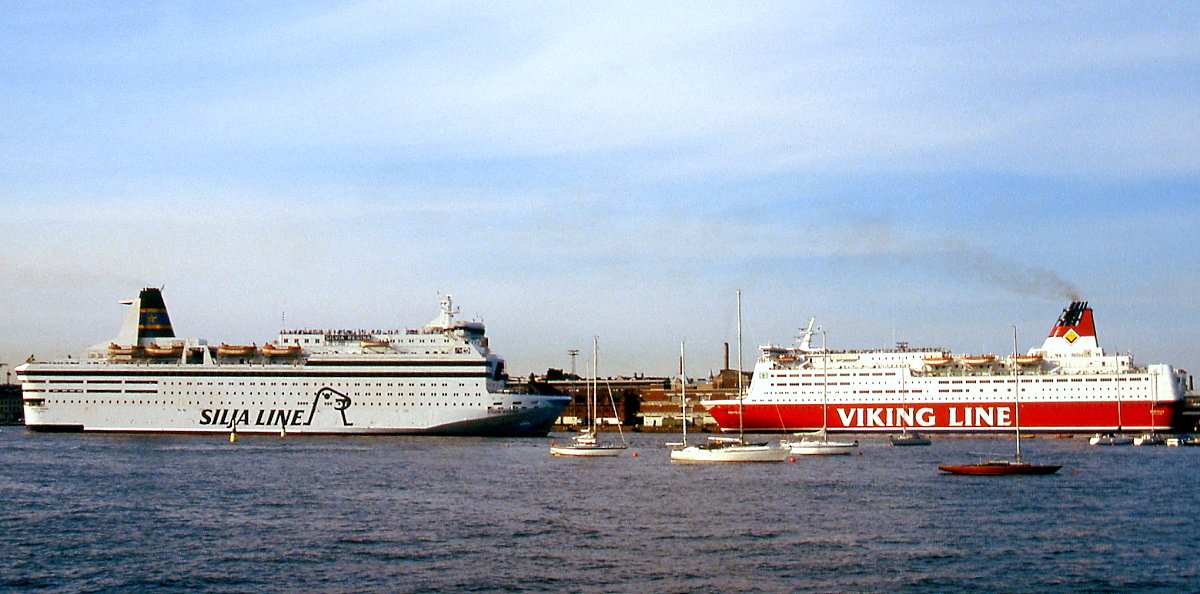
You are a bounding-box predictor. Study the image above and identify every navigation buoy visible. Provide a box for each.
[229,428,238,443]
[789,457,796,463]
[631,452,638,457]
[280,425,287,438]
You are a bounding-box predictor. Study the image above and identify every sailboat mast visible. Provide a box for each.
[1116,358,1123,432]
[592,336,599,434]
[1013,326,1022,462]
[736,290,744,439]
[680,341,687,442]
[899,355,908,434]
[822,328,829,433]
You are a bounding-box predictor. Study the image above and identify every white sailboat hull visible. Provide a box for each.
[786,440,858,456]
[1133,433,1165,446]
[670,443,790,463]
[550,444,627,457]
[1088,433,1133,446]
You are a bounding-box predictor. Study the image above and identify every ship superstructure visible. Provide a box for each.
[703,302,1189,434]
[16,288,568,435]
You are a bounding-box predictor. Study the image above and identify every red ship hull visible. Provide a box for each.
[704,399,1183,433]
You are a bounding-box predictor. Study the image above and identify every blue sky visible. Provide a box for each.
[2,2,1198,379]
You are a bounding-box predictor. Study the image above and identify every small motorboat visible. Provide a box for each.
[890,430,932,447]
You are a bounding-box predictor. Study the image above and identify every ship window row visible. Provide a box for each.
[163,386,475,394]
[769,386,1149,394]
[165,391,476,399]
[777,384,1152,393]
[37,398,483,407]
[766,386,1147,397]
[763,389,937,397]
[769,377,1149,385]
[774,372,898,378]
[759,392,1157,403]
[772,384,902,388]
[166,384,470,388]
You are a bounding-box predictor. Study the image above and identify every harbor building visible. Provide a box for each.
[0,383,23,425]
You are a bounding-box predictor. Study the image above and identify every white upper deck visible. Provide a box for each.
[275,295,491,358]
[48,291,498,367]
[755,302,1151,376]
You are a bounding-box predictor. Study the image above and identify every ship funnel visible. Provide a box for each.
[92,287,177,352]
[1037,300,1099,354]
[136,288,175,341]
[1048,301,1094,339]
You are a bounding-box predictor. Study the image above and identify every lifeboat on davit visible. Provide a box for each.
[260,343,302,357]
[923,355,953,367]
[1015,354,1043,366]
[143,344,183,358]
[218,343,257,357]
[107,343,140,356]
[961,354,996,366]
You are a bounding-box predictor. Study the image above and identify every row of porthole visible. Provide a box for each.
[46,399,482,406]
[163,392,478,399]
[763,391,1149,401]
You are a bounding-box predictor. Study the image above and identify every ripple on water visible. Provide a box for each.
[3,430,1200,592]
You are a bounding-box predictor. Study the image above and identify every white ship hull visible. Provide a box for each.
[18,363,564,435]
[16,290,568,437]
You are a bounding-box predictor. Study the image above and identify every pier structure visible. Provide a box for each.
[0,383,23,425]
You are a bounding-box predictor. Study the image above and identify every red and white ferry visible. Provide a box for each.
[704,302,1190,434]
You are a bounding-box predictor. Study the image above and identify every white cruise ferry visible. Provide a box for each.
[16,288,568,436]
[703,301,1191,434]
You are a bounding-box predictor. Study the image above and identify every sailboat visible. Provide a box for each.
[1133,432,1164,446]
[1089,363,1132,445]
[1089,433,1133,446]
[939,327,1061,475]
[889,355,932,446]
[1133,386,1165,445]
[550,337,628,457]
[1134,383,1168,445]
[671,292,789,463]
[781,326,859,456]
[664,342,690,449]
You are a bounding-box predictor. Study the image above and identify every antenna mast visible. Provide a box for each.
[568,349,580,377]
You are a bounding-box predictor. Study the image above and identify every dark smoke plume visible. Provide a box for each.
[943,238,1081,301]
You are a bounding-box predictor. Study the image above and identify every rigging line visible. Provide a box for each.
[604,378,627,445]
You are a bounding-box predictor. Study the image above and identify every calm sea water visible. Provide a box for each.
[2,426,1198,593]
